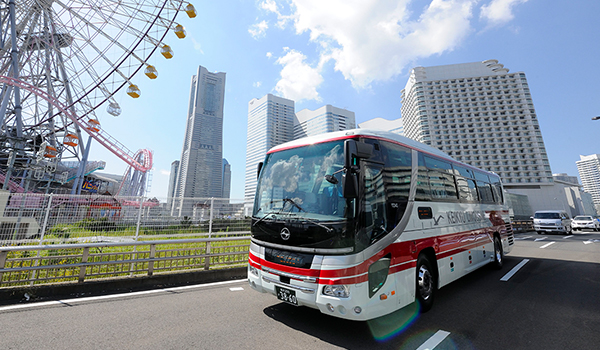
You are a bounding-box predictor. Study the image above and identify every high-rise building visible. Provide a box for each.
[576,154,600,211]
[358,117,404,135]
[167,160,179,198]
[245,94,295,212]
[401,60,553,188]
[173,65,225,215]
[222,158,231,199]
[294,105,355,139]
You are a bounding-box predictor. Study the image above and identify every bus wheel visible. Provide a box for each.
[492,236,503,269]
[416,254,435,312]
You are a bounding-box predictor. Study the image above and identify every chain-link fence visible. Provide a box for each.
[0,191,251,246]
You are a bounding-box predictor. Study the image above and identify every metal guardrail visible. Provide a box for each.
[0,235,250,287]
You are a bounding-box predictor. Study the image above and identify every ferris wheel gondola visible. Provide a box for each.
[0,0,196,194]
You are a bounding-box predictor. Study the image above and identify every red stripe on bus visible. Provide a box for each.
[251,224,508,283]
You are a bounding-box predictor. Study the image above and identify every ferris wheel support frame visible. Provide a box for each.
[2,0,24,190]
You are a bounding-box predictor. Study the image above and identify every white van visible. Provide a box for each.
[532,210,572,235]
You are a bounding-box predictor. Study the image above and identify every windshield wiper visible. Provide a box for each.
[252,209,277,227]
[282,212,334,233]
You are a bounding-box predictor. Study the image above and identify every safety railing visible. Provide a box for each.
[0,236,250,287]
[0,192,251,245]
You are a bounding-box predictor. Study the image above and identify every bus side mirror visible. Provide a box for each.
[257,162,263,180]
[342,170,358,198]
[342,139,373,199]
[344,139,373,168]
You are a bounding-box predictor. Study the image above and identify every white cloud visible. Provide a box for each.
[249,20,269,39]
[159,169,170,176]
[260,0,527,97]
[480,0,528,26]
[274,48,323,102]
[254,81,262,88]
[266,52,273,59]
[261,0,279,13]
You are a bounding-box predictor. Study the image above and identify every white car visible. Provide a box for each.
[572,216,600,231]
[532,210,572,235]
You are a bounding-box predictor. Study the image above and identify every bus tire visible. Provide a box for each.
[492,236,503,269]
[416,254,436,313]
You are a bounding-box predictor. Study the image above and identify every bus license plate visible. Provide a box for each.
[275,286,298,306]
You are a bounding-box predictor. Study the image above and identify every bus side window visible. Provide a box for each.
[415,153,431,201]
[456,177,478,202]
[363,164,387,243]
[424,155,458,201]
[380,141,411,229]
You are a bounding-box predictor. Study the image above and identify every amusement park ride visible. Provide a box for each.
[0,0,197,196]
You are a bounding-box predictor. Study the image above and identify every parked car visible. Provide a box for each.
[532,210,572,235]
[572,216,600,231]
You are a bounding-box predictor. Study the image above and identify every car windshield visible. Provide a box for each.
[534,212,561,219]
[253,140,349,221]
[574,216,593,221]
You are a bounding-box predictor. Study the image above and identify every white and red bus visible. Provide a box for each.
[248,129,514,320]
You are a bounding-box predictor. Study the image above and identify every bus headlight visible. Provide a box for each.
[323,285,350,298]
[249,265,259,277]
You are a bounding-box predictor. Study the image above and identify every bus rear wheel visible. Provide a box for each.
[416,254,436,312]
[492,236,503,269]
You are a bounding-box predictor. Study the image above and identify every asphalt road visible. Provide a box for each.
[1,231,599,350]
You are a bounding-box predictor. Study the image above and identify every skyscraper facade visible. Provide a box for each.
[174,66,226,214]
[576,154,600,211]
[245,94,295,212]
[293,105,355,139]
[222,158,231,199]
[401,60,553,188]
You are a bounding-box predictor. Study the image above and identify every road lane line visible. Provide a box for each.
[534,237,547,241]
[229,287,244,291]
[514,236,532,240]
[0,279,246,312]
[416,330,451,350]
[583,240,593,245]
[562,236,573,239]
[540,242,555,249]
[500,259,530,282]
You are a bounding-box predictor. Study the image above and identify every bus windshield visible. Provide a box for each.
[254,140,348,221]
[252,140,355,251]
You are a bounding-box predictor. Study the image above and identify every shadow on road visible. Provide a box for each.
[263,298,436,349]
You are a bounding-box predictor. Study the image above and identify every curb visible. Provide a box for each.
[0,267,247,306]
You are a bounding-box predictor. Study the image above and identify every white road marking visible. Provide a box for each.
[583,240,594,245]
[416,330,451,350]
[534,237,547,241]
[562,236,573,239]
[0,279,246,312]
[500,259,530,282]
[229,287,244,292]
[540,242,555,249]
[514,236,532,240]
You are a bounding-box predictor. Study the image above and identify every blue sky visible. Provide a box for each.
[90,0,600,200]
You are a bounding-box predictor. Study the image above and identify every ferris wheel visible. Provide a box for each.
[0,0,196,194]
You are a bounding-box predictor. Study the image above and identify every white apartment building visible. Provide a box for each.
[576,154,600,211]
[401,60,553,188]
[245,94,295,213]
[358,117,404,135]
[294,105,355,139]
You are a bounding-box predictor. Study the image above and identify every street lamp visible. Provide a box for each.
[593,116,600,120]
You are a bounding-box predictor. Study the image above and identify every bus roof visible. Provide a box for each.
[267,128,500,178]
[268,128,452,159]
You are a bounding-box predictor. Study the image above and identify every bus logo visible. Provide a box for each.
[281,227,291,240]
